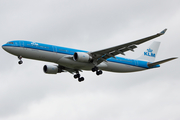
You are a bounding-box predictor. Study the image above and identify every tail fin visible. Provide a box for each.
[138,41,160,62]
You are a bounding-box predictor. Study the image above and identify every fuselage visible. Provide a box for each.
[2,40,160,72]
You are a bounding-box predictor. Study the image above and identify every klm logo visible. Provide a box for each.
[144,48,155,57]
[31,42,38,46]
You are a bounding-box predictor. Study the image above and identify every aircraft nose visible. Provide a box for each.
[2,45,5,50]
[2,44,8,51]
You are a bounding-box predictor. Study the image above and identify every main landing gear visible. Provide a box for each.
[92,66,103,76]
[18,56,23,65]
[74,73,84,82]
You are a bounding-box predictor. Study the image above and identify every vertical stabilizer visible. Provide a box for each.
[138,41,160,62]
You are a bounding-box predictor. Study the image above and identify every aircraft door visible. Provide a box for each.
[134,60,138,66]
[53,46,57,53]
[19,41,24,47]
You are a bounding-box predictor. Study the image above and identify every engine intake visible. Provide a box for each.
[73,52,92,63]
[43,65,59,74]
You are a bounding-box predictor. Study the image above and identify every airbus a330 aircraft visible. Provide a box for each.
[2,29,177,82]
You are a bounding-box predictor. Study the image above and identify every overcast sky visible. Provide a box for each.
[0,0,180,120]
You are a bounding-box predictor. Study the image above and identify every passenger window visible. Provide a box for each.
[8,42,14,44]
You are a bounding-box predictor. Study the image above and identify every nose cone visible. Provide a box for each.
[2,44,6,50]
[2,44,15,54]
[2,44,10,52]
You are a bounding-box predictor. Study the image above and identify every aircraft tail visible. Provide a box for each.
[138,41,160,62]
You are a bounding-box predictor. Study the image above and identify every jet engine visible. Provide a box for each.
[43,65,59,74]
[73,52,92,63]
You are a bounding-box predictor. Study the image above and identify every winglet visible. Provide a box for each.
[159,28,167,35]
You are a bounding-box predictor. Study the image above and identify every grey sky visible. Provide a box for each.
[0,0,180,120]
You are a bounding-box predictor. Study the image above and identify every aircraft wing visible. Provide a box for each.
[90,29,167,65]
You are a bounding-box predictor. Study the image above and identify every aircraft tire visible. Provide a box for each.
[92,66,98,72]
[92,68,96,72]
[96,71,100,75]
[74,74,80,79]
[18,61,23,64]
[96,70,102,75]
[99,70,103,75]
[78,77,84,82]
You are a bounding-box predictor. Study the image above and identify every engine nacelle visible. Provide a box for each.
[73,52,92,63]
[43,65,59,74]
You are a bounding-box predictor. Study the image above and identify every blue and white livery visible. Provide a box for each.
[2,29,177,82]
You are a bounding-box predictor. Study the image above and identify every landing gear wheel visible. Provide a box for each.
[98,70,103,75]
[92,68,96,72]
[18,61,23,65]
[18,56,23,65]
[73,72,84,82]
[78,77,84,82]
[74,74,80,79]
[92,66,98,72]
[96,71,100,75]
[96,70,103,76]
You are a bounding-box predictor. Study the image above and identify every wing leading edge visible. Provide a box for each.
[90,29,167,65]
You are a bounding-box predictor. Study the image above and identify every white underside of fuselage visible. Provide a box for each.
[3,46,147,72]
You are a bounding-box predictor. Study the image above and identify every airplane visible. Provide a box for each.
[2,29,178,82]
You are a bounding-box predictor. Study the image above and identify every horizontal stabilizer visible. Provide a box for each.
[159,29,167,35]
[148,57,178,67]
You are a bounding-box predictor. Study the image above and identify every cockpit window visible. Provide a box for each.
[8,42,14,44]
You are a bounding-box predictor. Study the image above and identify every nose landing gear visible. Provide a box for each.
[18,56,23,65]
